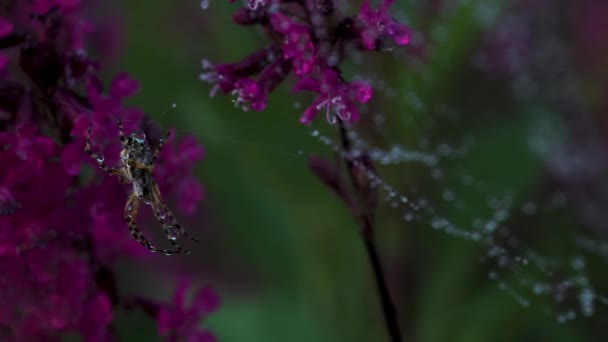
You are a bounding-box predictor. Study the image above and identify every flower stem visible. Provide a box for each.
[337,120,402,342]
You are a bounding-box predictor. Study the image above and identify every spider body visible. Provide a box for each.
[120,131,154,198]
[85,121,199,255]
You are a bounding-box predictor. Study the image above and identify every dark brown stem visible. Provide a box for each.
[337,120,402,342]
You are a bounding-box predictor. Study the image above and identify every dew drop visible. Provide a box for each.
[533,283,545,295]
[571,256,586,271]
[200,0,210,10]
[442,190,455,202]
[131,130,146,143]
[403,213,414,221]
[522,201,536,215]
[166,226,179,240]
[579,287,595,317]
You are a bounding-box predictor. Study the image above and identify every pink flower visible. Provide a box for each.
[0,3,214,340]
[358,0,411,50]
[294,67,372,124]
[0,18,13,38]
[157,278,220,342]
[270,12,315,77]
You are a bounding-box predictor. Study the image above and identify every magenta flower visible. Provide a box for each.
[0,126,112,341]
[156,132,206,214]
[203,0,408,124]
[199,48,273,96]
[294,67,372,124]
[201,49,290,112]
[0,2,216,340]
[0,18,12,37]
[232,78,268,111]
[200,0,410,124]
[357,0,411,50]
[0,18,12,74]
[270,12,315,77]
[157,278,221,342]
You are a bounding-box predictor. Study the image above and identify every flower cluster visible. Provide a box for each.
[0,1,216,340]
[157,278,220,342]
[201,0,410,124]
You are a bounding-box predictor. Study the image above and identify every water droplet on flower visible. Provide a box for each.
[96,156,105,163]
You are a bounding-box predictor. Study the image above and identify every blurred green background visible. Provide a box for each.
[103,0,608,341]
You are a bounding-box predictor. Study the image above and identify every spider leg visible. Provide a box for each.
[151,182,200,243]
[117,120,126,145]
[124,194,157,252]
[162,204,200,243]
[154,205,192,255]
[125,193,189,255]
[150,130,171,168]
[85,122,123,178]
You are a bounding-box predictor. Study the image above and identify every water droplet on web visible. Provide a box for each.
[579,287,595,317]
[522,201,536,215]
[442,190,455,202]
[403,212,414,221]
[571,256,586,271]
[131,130,146,143]
[96,156,105,163]
[497,255,510,267]
[431,168,443,179]
[485,221,497,233]
[200,0,210,10]
[166,226,179,240]
[311,130,319,137]
[533,283,546,295]
[171,103,177,108]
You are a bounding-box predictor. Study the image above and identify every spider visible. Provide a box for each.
[85,120,199,255]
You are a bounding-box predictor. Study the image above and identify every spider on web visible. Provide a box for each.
[85,120,199,255]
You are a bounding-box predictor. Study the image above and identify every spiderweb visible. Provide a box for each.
[301,0,608,324]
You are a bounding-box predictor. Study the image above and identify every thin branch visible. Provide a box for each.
[337,120,402,342]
